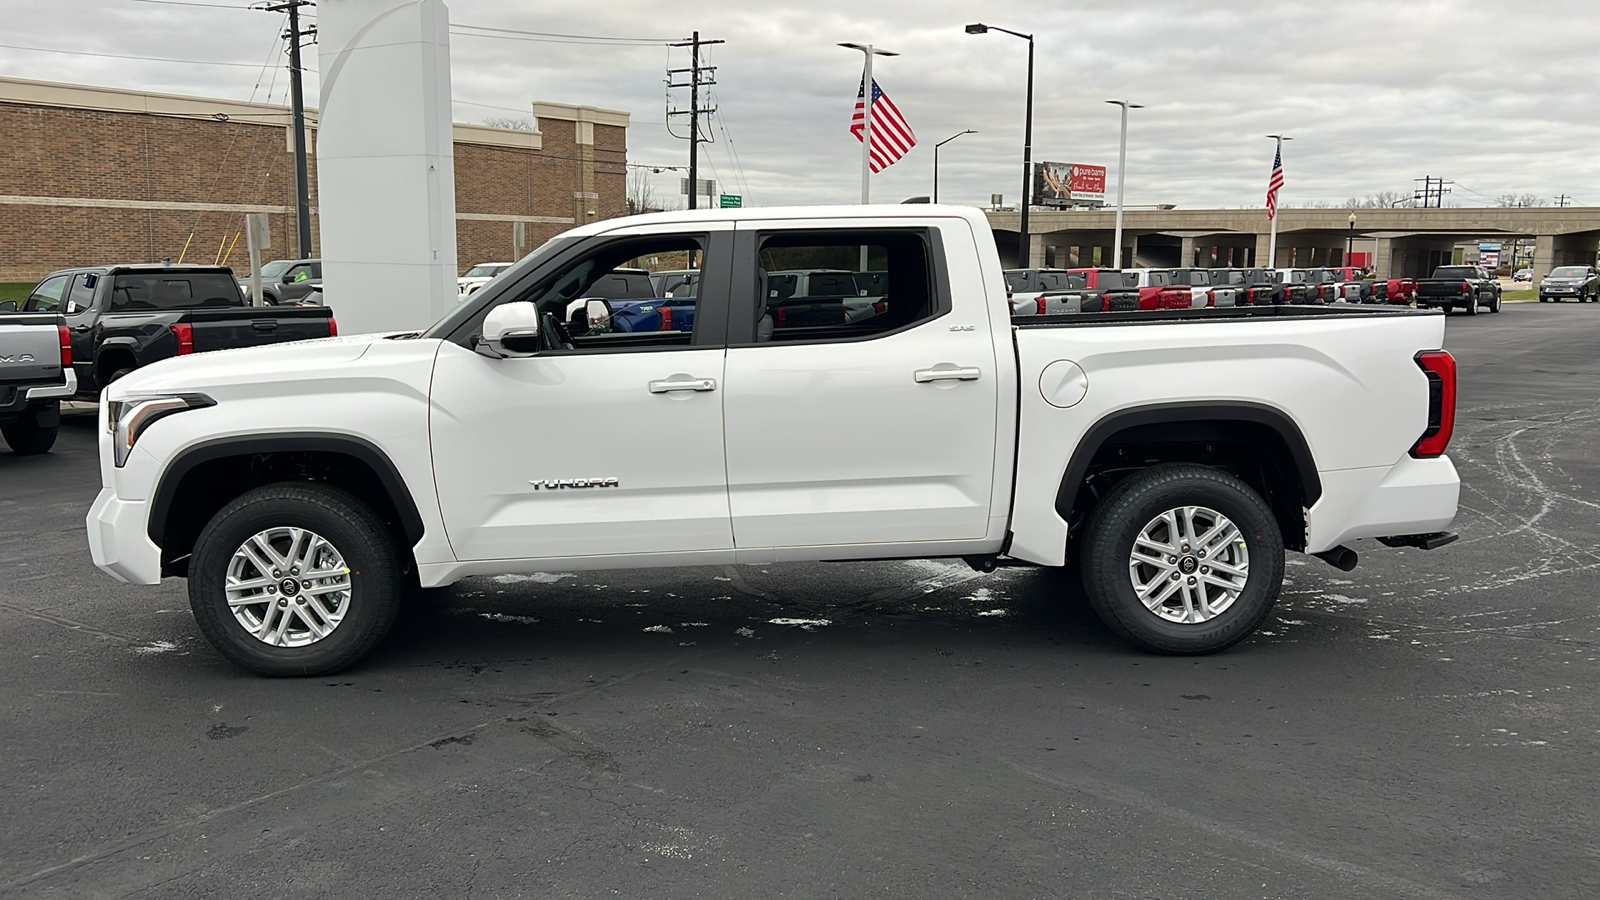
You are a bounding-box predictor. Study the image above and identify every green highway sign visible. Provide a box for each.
[719,194,742,208]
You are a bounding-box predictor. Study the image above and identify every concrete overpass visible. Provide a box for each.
[984,207,1600,279]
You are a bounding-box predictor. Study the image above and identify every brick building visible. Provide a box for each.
[0,77,628,283]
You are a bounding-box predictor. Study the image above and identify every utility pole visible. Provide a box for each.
[1556,193,1571,208]
[1412,175,1453,209]
[668,32,724,210]
[263,1,315,258]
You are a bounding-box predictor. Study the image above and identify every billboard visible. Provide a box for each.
[1035,162,1107,207]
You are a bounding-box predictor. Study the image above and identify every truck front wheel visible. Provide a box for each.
[188,483,403,676]
[1078,464,1284,654]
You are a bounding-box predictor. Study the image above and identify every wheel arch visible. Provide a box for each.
[148,433,426,577]
[1055,402,1322,551]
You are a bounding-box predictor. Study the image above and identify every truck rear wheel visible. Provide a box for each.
[188,482,402,676]
[1464,295,1479,315]
[2,408,58,455]
[1078,464,1283,654]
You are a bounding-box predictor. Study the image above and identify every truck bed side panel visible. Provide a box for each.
[1007,310,1455,563]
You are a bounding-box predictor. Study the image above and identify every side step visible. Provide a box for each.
[1376,532,1459,551]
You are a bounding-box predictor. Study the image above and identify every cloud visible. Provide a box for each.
[5,0,1599,209]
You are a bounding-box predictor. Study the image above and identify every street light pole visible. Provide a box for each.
[1265,134,1292,269]
[966,23,1035,267]
[838,43,899,205]
[933,129,977,204]
[1106,100,1143,269]
[1347,212,1357,266]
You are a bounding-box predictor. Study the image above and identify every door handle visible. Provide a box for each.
[73,325,90,332]
[914,366,981,383]
[648,377,717,393]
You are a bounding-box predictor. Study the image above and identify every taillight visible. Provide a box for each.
[774,307,788,328]
[1461,280,1470,294]
[327,317,338,337]
[58,325,71,367]
[1411,350,1457,458]
[873,301,887,315]
[659,306,674,331]
[172,322,194,355]
[1035,298,1046,315]
[1205,289,1215,307]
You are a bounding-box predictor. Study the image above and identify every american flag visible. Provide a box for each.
[1265,145,1285,219]
[850,76,916,173]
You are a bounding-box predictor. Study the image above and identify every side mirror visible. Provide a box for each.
[0,300,16,313]
[479,301,541,358]
[584,298,615,330]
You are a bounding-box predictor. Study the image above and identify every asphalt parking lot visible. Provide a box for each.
[3,303,1598,899]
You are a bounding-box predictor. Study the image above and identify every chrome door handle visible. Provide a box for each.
[648,377,717,393]
[914,366,981,383]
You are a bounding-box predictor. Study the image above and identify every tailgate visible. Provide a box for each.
[184,307,335,352]
[1416,281,1462,296]
[0,314,64,392]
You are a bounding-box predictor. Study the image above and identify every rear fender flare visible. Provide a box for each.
[1053,401,1323,520]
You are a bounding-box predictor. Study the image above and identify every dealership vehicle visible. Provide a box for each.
[87,205,1461,676]
[457,262,514,298]
[1122,268,1206,309]
[0,311,74,454]
[1514,267,1532,282]
[240,258,322,306]
[1268,269,1328,304]
[1177,269,1244,307]
[1415,265,1502,315]
[1538,265,1599,302]
[1327,266,1417,306]
[764,269,884,326]
[20,265,337,396]
[651,269,701,299]
[1206,268,1281,305]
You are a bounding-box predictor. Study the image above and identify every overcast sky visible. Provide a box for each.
[5,0,1600,211]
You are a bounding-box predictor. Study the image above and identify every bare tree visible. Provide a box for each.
[482,116,535,131]
[1343,190,1410,209]
[627,168,673,215]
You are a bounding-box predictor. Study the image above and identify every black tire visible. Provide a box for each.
[1463,295,1479,315]
[188,482,402,676]
[1490,293,1502,313]
[2,410,58,455]
[1078,464,1284,654]
[106,367,135,385]
[1539,295,1548,303]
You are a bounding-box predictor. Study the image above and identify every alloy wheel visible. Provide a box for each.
[1127,506,1250,624]
[225,527,353,647]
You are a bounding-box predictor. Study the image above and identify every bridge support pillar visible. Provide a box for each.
[1179,236,1196,267]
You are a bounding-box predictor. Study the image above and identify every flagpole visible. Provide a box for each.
[861,49,874,205]
[1266,134,1291,269]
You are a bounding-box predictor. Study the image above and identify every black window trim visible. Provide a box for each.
[726,225,952,348]
[439,230,734,354]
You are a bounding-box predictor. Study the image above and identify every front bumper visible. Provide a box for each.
[86,488,163,585]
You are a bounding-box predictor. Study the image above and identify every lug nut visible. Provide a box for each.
[296,597,305,605]
[291,566,299,575]
[267,585,277,594]
[1187,576,1197,585]
[1201,566,1210,574]
[302,580,312,590]
[1171,572,1181,581]
[273,569,281,578]
[278,598,288,608]
[1197,549,1207,558]
[1168,555,1178,563]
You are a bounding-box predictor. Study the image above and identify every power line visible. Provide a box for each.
[450,24,673,46]
[0,41,273,68]
[129,0,258,8]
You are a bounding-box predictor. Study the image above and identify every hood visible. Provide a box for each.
[105,332,395,399]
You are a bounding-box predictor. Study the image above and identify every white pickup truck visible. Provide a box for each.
[86,206,1461,676]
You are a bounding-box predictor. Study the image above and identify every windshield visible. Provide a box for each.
[464,264,507,278]
[1550,266,1588,278]
[257,260,293,280]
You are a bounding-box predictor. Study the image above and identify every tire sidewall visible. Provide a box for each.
[189,484,400,676]
[1080,465,1285,654]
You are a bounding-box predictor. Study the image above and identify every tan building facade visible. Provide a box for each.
[0,77,628,283]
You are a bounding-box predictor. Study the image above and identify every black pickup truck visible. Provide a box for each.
[1414,264,1502,315]
[16,265,337,395]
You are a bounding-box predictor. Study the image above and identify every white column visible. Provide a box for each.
[316,0,457,335]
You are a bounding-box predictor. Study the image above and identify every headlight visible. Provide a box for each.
[106,394,215,467]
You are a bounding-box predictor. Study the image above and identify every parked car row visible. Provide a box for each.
[3,264,337,424]
[1006,266,1422,317]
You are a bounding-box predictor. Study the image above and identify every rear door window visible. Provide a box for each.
[109,273,243,310]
